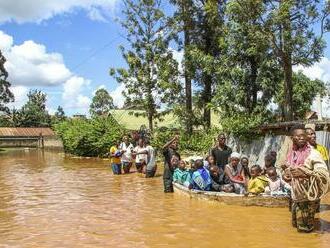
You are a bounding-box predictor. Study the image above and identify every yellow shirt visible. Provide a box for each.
[110,146,121,164]
[248,176,269,194]
[316,144,329,161]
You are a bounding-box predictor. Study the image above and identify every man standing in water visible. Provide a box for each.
[163,135,180,193]
[283,125,329,233]
[211,133,232,170]
[145,139,157,178]
[119,136,134,174]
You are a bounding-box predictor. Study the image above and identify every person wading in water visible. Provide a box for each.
[282,125,330,233]
[162,135,180,193]
[211,133,232,170]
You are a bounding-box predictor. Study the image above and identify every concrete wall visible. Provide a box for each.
[0,136,64,150]
[43,136,64,150]
[0,138,39,148]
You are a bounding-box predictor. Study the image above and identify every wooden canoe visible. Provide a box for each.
[173,183,289,208]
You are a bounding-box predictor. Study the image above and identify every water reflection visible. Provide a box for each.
[0,149,330,247]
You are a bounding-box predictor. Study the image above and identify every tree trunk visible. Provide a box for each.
[283,55,293,121]
[182,1,193,135]
[250,57,258,112]
[148,112,153,132]
[203,74,212,129]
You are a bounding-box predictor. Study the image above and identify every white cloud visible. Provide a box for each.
[0,31,13,51]
[7,86,29,109]
[0,32,72,87]
[62,76,91,112]
[87,6,108,22]
[110,84,126,108]
[0,0,118,24]
[294,57,330,83]
[171,49,183,73]
[294,57,330,117]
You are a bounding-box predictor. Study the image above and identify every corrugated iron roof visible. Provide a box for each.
[0,128,55,137]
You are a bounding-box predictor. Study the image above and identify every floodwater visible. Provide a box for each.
[1,150,330,248]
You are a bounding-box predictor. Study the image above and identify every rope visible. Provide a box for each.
[291,167,330,202]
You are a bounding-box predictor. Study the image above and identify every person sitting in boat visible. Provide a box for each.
[262,154,276,175]
[173,160,191,187]
[264,167,288,196]
[247,165,269,195]
[240,155,251,179]
[204,155,216,170]
[224,152,247,194]
[190,159,212,191]
[209,165,234,192]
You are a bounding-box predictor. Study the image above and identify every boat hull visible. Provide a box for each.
[173,183,289,208]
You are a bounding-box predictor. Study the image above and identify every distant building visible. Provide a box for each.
[72,114,86,120]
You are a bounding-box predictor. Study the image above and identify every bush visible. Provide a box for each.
[152,127,220,154]
[54,116,125,157]
[220,112,266,140]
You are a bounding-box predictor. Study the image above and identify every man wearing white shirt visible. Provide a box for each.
[145,139,157,178]
[133,138,148,173]
[119,136,134,174]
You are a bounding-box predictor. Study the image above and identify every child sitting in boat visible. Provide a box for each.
[204,155,216,170]
[173,160,191,187]
[190,159,212,191]
[247,165,269,195]
[209,165,234,192]
[240,155,251,179]
[224,152,246,194]
[264,167,289,196]
[262,154,276,175]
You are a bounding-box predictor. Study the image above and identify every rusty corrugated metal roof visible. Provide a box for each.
[0,128,55,137]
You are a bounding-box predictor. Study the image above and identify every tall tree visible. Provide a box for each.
[89,88,115,116]
[111,0,180,131]
[275,71,326,119]
[54,106,66,122]
[213,0,281,116]
[0,50,14,113]
[18,90,51,127]
[170,0,195,134]
[233,0,330,120]
[187,0,227,129]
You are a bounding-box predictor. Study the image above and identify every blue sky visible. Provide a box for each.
[0,0,129,116]
[0,0,330,116]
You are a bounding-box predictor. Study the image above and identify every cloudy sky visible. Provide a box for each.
[0,1,330,116]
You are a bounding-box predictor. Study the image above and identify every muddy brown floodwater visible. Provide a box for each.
[1,149,330,247]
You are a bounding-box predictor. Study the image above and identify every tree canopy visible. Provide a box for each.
[89,88,115,116]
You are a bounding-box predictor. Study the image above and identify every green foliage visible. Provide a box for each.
[54,116,125,157]
[0,50,14,113]
[51,106,66,125]
[89,88,115,116]
[219,112,267,139]
[17,90,51,127]
[111,0,180,131]
[151,127,220,153]
[275,71,327,119]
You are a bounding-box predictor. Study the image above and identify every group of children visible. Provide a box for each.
[172,152,290,196]
[109,136,157,178]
